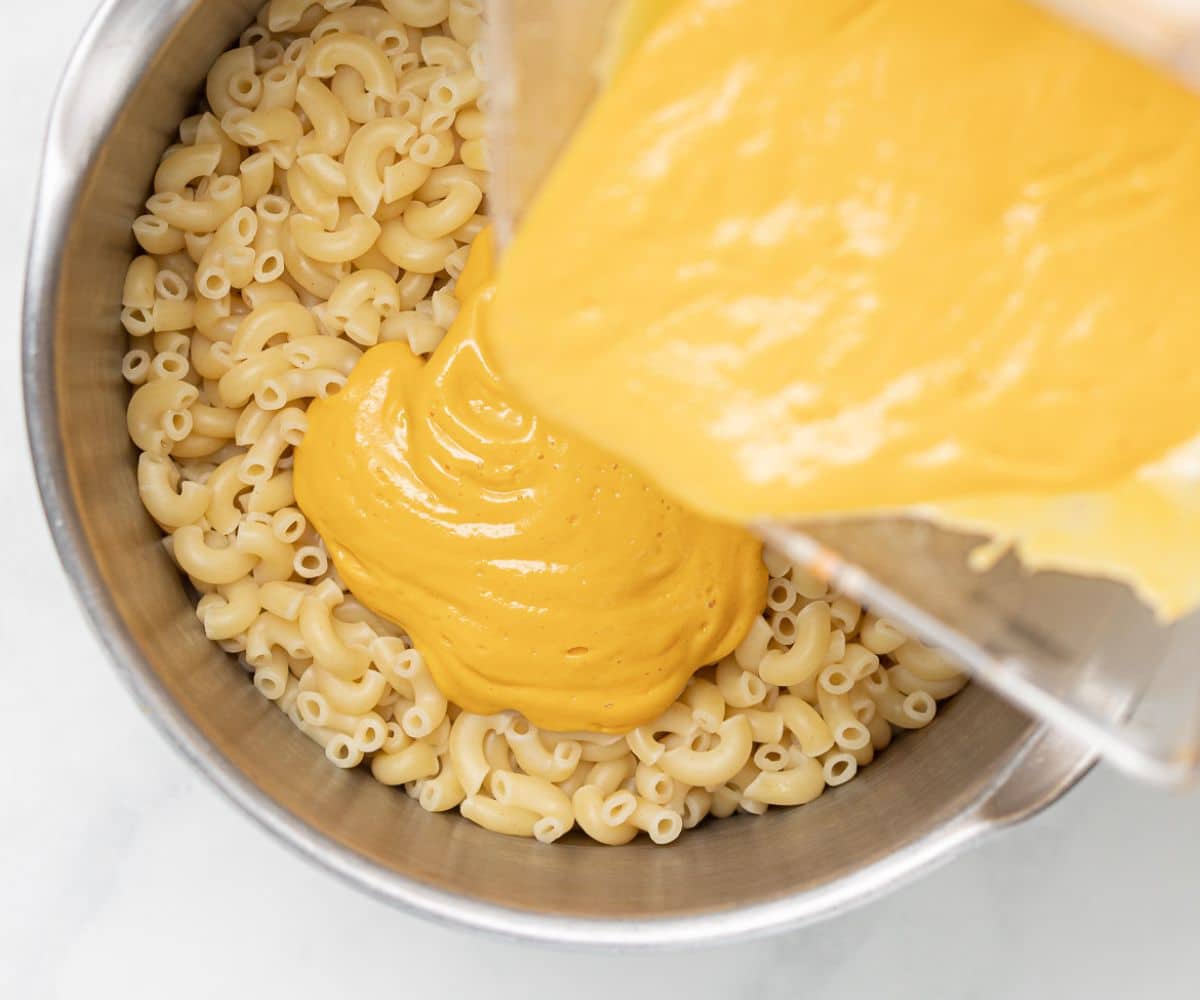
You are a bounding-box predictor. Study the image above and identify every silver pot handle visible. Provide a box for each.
[968,725,1096,831]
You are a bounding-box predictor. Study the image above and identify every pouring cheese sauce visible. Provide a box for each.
[298,0,1200,735]
[489,0,1200,619]
[295,231,766,732]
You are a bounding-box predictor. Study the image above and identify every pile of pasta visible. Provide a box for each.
[121,0,967,846]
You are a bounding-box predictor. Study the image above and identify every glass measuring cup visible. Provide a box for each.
[485,0,1200,785]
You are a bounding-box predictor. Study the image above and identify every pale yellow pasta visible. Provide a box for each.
[733,615,772,671]
[239,151,277,206]
[243,276,298,309]
[383,0,449,28]
[154,143,223,194]
[297,153,349,197]
[255,37,287,72]
[285,161,339,229]
[253,648,292,700]
[295,75,352,156]
[293,543,328,578]
[246,469,295,514]
[172,524,256,585]
[318,732,360,768]
[775,694,835,757]
[572,786,638,845]
[416,762,466,812]
[454,105,484,141]
[171,433,227,459]
[185,231,214,267]
[199,578,263,640]
[352,713,389,751]
[402,177,481,240]
[194,112,244,175]
[314,6,405,48]
[223,106,304,167]
[297,686,367,734]
[133,214,186,256]
[375,644,448,737]
[817,685,872,751]
[289,212,381,263]
[459,137,488,172]
[893,640,966,682]
[729,706,784,744]
[236,519,296,582]
[218,345,292,407]
[398,64,442,97]
[121,1,966,848]
[866,710,894,751]
[329,65,386,124]
[280,220,346,297]
[247,612,309,663]
[122,349,152,385]
[206,46,257,117]
[259,580,308,620]
[233,301,318,359]
[627,703,694,766]
[859,612,906,655]
[745,754,825,807]
[460,794,539,838]
[344,117,418,213]
[282,33,314,69]
[634,763,676,806]
[128,378,198,454]
[316,665,386,715]
[681,676,724,733]
[138,453,211,527]
[241,406,307,484]
[839,642,881,683]
[272,507,307,544]
[150,296,196,333]
[148,351,190,386]
[409,128,454,167]
[888,665,968,701]
[268,0,345,33]
[758,600,832,686]
[307,32,399,100]
[259,64,300,112]
[154,270,191,304]
[256,366,347,410]
[714,656,767,708]
[147,175,243,234]
[194,296,235,342]
[659,715,752,788]
[504,718,581,783]
[377,218,454,273]
[380,309,445,355]
[490,771,573,844]
[448,711,511,796]
[631,799,683,845]
[298,596,369,677]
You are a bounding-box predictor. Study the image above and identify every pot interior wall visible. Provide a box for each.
[47,0,1037,923]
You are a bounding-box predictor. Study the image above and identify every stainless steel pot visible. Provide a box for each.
[23,0,1098,947]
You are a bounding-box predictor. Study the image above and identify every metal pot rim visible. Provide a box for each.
[21,0,1098,949]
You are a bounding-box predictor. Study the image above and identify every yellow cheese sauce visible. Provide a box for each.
[488,0,1200,619]
[295,232,766,732]
[298,0,1200,738]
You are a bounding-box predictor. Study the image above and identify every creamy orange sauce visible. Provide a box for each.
[294,233,766,732]
[487,0,1200,618]
[298,0,1200,740]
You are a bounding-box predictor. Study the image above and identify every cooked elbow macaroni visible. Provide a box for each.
[121,0,966,847]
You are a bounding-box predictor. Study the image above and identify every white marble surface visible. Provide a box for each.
[4,3,1200,997]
